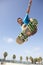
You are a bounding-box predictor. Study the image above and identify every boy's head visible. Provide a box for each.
[17,18,23,25]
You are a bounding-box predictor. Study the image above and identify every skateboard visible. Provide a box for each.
[16,18,38,44]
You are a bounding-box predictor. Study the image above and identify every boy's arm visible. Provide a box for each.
[26,0,32,14]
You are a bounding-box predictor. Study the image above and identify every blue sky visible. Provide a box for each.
[0,0,43,60]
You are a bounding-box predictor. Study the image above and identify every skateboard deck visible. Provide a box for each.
[16,32,28,44]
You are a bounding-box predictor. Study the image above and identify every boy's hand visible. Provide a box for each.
[29,0,32,4]
[22,24,27,31]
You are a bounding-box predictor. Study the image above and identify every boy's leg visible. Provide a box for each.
[26,31,32,36]
[25,27,32,36]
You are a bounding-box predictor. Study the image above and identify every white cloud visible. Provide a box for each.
[3,37,14,43]
[7,38,14,43]
[33,47,40,51]
[25,50,29,54]
[30,45,32,48]
[25,47,40,53]
[25,49,31,55]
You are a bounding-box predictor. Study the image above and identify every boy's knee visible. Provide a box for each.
[26,32,31,36]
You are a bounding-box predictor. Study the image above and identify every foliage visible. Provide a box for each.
[13,54,16,60]
[3,52,8,60]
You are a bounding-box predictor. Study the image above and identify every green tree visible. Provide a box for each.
[39,57,42,62]
[3,52,8,60]
[30,56,33,64]
[33,58,37,64]
[20,56,22,61]
[26,56,28,62]
[37,57,42,63]
[13,54,16,60]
